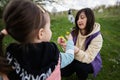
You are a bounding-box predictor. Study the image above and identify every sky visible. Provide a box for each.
[40,0,120,13]
[62,0,120,9]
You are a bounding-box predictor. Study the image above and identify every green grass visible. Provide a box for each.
[94,15,120,80]
[0,7,120,80]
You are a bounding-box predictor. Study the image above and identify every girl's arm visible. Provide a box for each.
[0,73,9,80]
[59,34,74,68]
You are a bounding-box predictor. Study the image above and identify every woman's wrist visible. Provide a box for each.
[74,46,79,54]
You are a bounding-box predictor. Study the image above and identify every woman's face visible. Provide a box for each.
[77,12,87,30]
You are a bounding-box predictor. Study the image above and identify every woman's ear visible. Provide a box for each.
[37,28,44,40]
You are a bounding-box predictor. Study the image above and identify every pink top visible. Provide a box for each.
[46,58,61,80]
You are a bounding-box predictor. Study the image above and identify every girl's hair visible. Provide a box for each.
[73,8,95,36]
[3,0,47,43]
[0,0,48,73]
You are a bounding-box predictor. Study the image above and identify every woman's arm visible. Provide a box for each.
[75,34,103,64]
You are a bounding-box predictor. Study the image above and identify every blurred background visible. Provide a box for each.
[0,0,120,16]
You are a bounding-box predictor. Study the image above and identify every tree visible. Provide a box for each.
[0,0,9,18]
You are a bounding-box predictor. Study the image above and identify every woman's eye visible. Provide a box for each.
[80,15,84,19]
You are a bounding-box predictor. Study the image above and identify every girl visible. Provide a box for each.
[60,8,103,80]
[0,0,75,80]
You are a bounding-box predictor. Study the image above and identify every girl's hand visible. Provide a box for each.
[2,74,9,80]
[1,29,8,35]
[57,36,67,51]
[57,34,73,51]
[57,36,66,46]
[66,34,73,40]
[0,73,9,80]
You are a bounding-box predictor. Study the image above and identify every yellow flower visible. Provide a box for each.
[59,36,64,39]
[66,31,70,35]
[58,36,66,42]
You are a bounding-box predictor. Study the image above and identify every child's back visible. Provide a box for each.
[6,42,60,80]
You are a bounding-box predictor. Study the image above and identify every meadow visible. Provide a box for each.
[50,7,120,80]
[0,6,120,80]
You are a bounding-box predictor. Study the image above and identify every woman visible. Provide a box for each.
[60,8,103,80]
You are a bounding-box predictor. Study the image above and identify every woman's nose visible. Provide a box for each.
[78,19,82,23]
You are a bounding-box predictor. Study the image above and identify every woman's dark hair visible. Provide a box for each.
[0,0,47,74]
[72,8,95,37]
